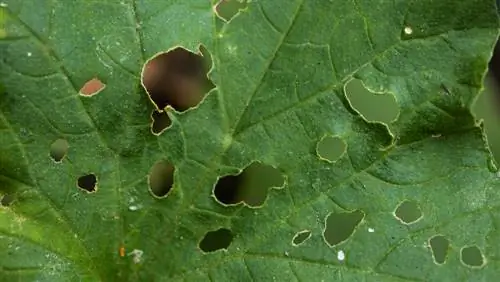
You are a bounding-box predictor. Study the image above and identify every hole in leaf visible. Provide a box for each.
[150,110,172,135]
[141,47,214,112]
[429,235,449,265]
[394,200,422,224]
[345,79,399,124]
[323,210,365,247]
[148,160,174,198]
[199,228,233,253]
[49,139,69,162]
[461,245,485,268]
[77,174,97,193]
[213,162,285,207]
[292,230,312,246]
[79,78,105,96]
[0,194,15,206]
[214,0,247,21]
[316,135,346,162]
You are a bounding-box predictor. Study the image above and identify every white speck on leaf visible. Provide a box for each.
[404,26,413,35]
[128,205,140,211]
[27,52,32,57]
[368,228,375,233]
[128,249,144,264]
[0,3,7,7]
[337,250,345,261]
[284,251,289,256]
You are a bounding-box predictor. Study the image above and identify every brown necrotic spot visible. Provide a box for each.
[316,135,346,163]
[394,200,422,224]
[214,0,248,22]
[79,78,105,96]
[292,230,312,246]
[141,47,214,112]
[323,210,365,247]
[199,228,233,253]
[213,162,285,207]
[148,160,174,198]
[77,174,97,193]
[49,139,69,162]
[150,110,171,135]
[429,235,449,265]
[461,245,485,268]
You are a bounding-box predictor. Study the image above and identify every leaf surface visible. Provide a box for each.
[1,0,499,281]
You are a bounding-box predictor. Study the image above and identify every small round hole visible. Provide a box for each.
[323,210,365,247]
[0,194,15,206]
[461,245,485,268]
[394,200,422,224]
[292,230,312,246]
[77,174,97,193]
[316,136,346,163]
[148,161,175,198]
[79,78,105,96]
[49,139,69,162]
[429,235,449,265]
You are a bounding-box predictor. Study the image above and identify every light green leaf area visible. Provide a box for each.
[1,0,500,281]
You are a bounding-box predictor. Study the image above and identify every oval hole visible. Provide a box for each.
[323,210,365,247]
[394,200,422,224]
[461,245,485,268]
[49,139,69,162]
[148,160,175,198]
[213,162,285,207]
[316,136,346,163]
[77,174,97,193]
[292,230,311,246]
[199,228,233,253]
[429,235,449,265]
[0,194,15,206]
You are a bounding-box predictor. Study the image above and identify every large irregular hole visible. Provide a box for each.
[345,79,399,124]
[214,0,248,21]
[323,210,365,247]
[148,160,175,198]
[461,245,485,268]
[199,228,233,253]
[77,174,97,193]
[150,110,171,135]
[292,230,312,246]
[0,194,15,207]
[141,47,214,112]
[316,135,346,162]
[394,200,422,224]
[213,162,285,207]
[49,139,69,162]
[79,77,105,96]
[429,235,449,265]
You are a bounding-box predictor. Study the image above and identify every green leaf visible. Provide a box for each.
[1,0,499,281]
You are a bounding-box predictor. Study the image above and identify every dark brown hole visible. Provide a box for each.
[79,78,105,96]
[199,228,233,253]
[292,230,312,246]
[213,162,285,207]
[149,160,174,198]
[141,47,214,112]
[49,139,69,162]
[151,110,172,135]
[214,0,248,21]
[324,210,365,247]
[77,174,97,193]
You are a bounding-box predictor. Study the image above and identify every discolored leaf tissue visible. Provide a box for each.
[1,0,499,281]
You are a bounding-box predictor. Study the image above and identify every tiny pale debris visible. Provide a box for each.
[368,228,375,233]
[27,52,32,57]
[337,250,345,261]
[0,2,7,7]
[404,26,413,35]
[128,249,144,264]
